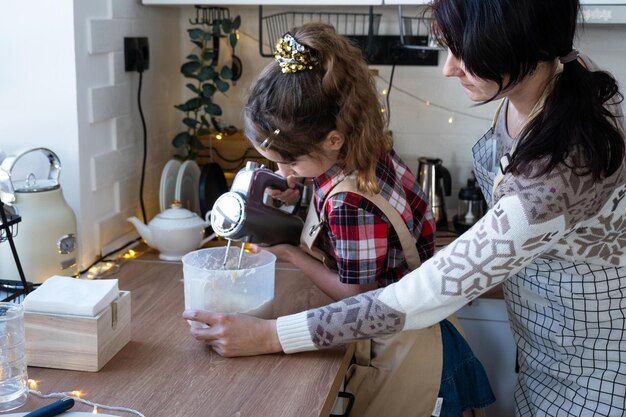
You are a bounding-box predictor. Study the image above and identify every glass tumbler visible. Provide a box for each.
[0,302,28,412]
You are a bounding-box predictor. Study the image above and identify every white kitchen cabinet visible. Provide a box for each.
[456,298,517,417]
[143,0,383,5]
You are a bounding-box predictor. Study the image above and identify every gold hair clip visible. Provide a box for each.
[260,129,280,150]
[274,33,318,74]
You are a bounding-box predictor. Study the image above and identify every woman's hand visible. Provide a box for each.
[183,310,282,357]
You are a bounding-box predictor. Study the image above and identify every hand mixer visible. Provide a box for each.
[210,162,305,269]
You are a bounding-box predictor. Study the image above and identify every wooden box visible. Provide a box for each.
[24,291,131,372]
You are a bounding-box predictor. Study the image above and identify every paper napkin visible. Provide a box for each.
[23,276,119,317]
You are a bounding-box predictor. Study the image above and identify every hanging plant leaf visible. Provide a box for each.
[202,83,216,98]
[185,97,202,111]
[202,50,214,62]
[181,61,201,77]
[220,65,233,80]
[206,103,223,116]
[221,19,233,33]
[172,132,192,148]
[173,14,243,161]
[232,16,241,30]
[197,66,215,82]
[188,28,204,41]
[214,78,230,92]
[186,83,200,94]
[183,117,198,128]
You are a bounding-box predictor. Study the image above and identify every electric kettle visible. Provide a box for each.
[416,157,452,229]
[0,148,77,284]
[210,161,304,246]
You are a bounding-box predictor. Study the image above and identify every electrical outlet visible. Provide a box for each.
[124,37,150,72]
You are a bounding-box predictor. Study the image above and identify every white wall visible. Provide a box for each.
[0,1,80,210]
[0,0,181,271]
[73,0,181,267]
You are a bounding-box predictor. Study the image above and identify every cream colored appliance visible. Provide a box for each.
[0,148,77,284]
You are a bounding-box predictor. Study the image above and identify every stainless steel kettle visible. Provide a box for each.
[210,161,304,246]
[0,148,77,284]
[416,157,452,229]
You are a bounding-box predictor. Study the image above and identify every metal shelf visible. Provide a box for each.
[258,5,382,57]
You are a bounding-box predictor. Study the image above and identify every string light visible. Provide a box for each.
[121,249,138,259]
[85,262,118,279]
[375,74,491,123]
[215,133,224,140]
[381,88,388,95]
[29,387,145,417]
[28,379,38,390]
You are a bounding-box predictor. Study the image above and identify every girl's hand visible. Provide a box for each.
[183,309,281,357]
[249,243,298,263]
[266,175,302,206]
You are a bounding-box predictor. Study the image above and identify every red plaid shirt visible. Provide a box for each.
[313,150,435,287]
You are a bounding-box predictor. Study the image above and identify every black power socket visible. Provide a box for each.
[124,37,150,72]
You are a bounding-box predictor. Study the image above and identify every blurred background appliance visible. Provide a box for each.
[0,148,77,285]
[416,156,451,230]
[453,176,486,234]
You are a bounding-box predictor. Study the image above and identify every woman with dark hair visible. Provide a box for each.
[184,0,626,415]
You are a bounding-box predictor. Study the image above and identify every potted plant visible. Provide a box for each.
[172,7,241,160]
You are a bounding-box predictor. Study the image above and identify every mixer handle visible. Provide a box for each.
[249,170,305,215]
[437,165,452,196]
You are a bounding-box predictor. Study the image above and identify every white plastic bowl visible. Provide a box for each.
[182,247,276,327]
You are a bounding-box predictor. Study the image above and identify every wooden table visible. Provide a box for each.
[24,254,354,417]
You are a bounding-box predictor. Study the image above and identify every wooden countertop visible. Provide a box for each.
[24,253,354,417]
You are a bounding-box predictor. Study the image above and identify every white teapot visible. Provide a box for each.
[128,201,215,261]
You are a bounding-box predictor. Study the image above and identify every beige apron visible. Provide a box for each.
[300,177,462,417]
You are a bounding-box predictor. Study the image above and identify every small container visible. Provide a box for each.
[454,178,485,233]
[182,247,276,327]
[24,291,131,372]
[0,302,28,412]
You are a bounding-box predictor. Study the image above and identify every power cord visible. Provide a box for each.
[385,62,396,129]
[135,52,148,225]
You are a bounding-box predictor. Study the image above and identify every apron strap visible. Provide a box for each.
[301,177,421,271]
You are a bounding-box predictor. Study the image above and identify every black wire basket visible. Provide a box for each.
[258,6,382,57]
[397,5,444,51]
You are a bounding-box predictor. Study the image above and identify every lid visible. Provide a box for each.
[151,201,205,228]
[13,174,60,193]
[458,178,483,201]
